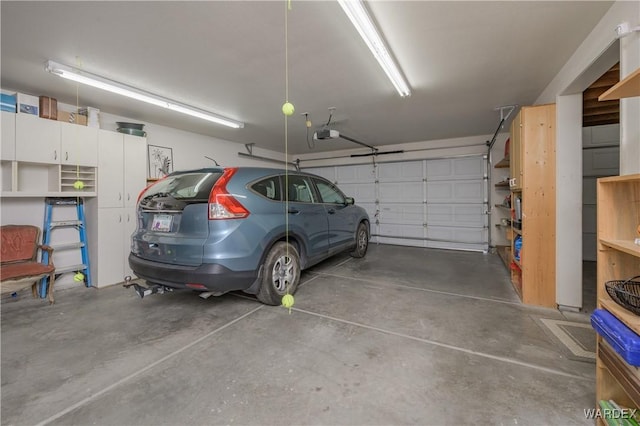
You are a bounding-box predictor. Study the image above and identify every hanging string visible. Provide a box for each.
[284,0,290,294]
[280,0,296,313]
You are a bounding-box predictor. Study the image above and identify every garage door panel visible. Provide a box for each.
[427,157,484,181]
[379,204,424,225]
[378,223,425,244]
[339,183,376,203]
[427,226,486,244]
[336,164,376,183]
[379,182,423,202]
[582,147,620,177]
[427,204,485,227]
[378,161,423,182]
[305,167,336,182]
[427,180,484,203]
[304,155,488,251]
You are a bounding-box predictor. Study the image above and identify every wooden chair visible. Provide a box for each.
[0,225,56,304]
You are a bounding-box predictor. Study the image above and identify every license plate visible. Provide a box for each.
[151,214,173,232]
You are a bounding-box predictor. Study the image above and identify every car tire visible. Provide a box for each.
[257,242,301,305]
[350,222,369,258]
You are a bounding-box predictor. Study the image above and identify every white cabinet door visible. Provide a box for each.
[123,206,137,278]
[123,135,147,208]
[60,122,98,166]
[15,114,61,164]
[94,208,126,288]
[97,130,124,208]
[1,111,16,161]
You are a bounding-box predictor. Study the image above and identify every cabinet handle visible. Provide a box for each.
[119,214,122,223]
[65,152,69,161]
[127,193,130,201]
[54,150,57,160]
[119,193,122,201]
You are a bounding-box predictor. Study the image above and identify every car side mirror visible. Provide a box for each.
[345,197,355,205]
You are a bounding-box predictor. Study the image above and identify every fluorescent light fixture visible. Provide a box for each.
[45,60,244,129]
[337,0,411,97]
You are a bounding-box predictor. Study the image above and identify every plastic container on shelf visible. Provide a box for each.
[514,235,522,261]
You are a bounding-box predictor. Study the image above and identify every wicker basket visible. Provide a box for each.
[605,276,640,316]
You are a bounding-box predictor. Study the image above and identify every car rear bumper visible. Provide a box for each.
[128,254,258,293]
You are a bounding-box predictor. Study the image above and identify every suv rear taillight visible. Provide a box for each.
[208,168,250,220]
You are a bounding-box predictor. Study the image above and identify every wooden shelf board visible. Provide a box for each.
[494,157,510,168]
[600,294,640,335]
[494,204,510,208]
[599,67,640,101]
[600,239,640,259]
[598,173,640,184]
[495,182,510,189]
[513,228,522,236]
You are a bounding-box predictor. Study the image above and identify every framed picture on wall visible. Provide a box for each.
[148,145,173,179]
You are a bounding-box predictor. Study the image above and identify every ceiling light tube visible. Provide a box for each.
[337,0,411,97]
[45,60,244,129]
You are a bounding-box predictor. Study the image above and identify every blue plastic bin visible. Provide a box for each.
[591,308,640,367]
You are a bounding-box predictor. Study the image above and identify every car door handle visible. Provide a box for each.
[327,208,336,214]
[288,208,300,215]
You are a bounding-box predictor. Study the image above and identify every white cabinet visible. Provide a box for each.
[88,131,147,287]
[3,114,97,196]
[15,113,60,164]
[15,114,98,166]
[97,130,125,207]
[60,121,98,166]
[123,135,147,207]
[1,111,16,161]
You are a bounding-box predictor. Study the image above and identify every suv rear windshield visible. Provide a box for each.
[141,171,223,203]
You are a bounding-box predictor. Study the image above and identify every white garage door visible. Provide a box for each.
[304,155,488,251]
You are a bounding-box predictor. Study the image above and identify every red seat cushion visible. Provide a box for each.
[0,262,54,281]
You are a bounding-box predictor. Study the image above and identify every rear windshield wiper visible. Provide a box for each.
[142,192,173,202]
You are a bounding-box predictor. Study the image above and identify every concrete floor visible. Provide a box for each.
[2,244,596,425]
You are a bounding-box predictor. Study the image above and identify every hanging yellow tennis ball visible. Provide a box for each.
[282,102,295,116]
[73,180,85,190]
[282,293,295,309]
[74,272,85,282]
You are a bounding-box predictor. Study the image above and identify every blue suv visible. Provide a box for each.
[128,167,370,305]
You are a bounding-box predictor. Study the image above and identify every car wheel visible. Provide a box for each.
[350,222,369,258]
[257,242,301,305]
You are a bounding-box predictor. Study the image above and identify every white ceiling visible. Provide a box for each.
[1,1,613,155]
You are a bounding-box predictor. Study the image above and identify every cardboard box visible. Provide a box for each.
[57,111,87,126]
[17,93,39,115]
[1,93,16,113]
[39,96,58,120]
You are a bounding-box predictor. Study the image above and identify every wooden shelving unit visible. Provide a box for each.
[507,104,557,308]
[595,174,640,416]
[598,67,640,101]
[494,157,510,168]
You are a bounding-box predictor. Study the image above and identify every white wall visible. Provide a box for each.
[99,111,287,171]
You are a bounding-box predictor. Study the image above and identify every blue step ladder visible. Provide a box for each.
[40,197,92,297]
